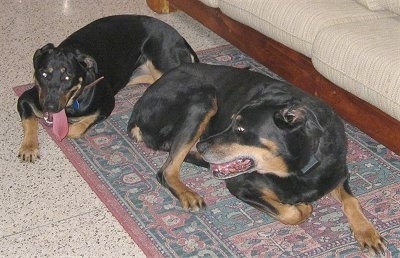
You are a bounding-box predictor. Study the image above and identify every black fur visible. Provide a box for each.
[17,15,197,162]
[128,63,385,254]
[128,63,348,204]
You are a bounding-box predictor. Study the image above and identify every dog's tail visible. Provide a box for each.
[184,40,199,63]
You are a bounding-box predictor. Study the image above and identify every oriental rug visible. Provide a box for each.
[14,45,400,257]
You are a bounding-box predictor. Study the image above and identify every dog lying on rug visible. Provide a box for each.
[128,63,385,255]
[17,15,197,162]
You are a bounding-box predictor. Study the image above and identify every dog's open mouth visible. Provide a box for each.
[42,109,69,141]
[210,158,255,179]
[43,110,68,126]
[43,112,54,126]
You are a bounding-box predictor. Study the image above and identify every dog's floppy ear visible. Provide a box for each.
[74,50,98,83]
[33,43,55,69]
[274,106,305,129]
[275,105,323,136]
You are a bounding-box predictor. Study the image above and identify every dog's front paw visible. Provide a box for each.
[67,123,86,138]
[157,170,205,212]
[353,223,386,256]
[177,190,206,212]
[18,144,40,162]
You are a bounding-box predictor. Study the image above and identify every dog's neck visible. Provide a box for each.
[300,154,320,174]
[300,138,321,174]
[68,76,105,111]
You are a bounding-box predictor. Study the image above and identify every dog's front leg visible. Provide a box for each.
[157,96,217,211]
[157,154,205,212]
[67,112,100,138]
[331,179,385,255]
[17,87,42,162]
[18,117,40,162]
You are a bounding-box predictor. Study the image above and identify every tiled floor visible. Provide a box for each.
[0,1,226,256]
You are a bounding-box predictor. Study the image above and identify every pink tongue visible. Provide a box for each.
[52,109,68,141]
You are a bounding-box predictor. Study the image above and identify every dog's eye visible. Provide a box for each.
[236,126,245,134]
[42,72,48,78]
[64,76,70,81]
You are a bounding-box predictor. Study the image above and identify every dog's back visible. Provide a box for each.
[60,15,197,93]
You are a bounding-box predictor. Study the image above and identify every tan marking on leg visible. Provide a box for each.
[67,112,99,138]
[331,184,385,254]
[130,126,143,142]
[162,142,206,211]
[127,61,161,86]
[147,60,163,82]
[18,117,40,162]
[127,74,155,86]
[260,189,313,225]
[162,98,217,211]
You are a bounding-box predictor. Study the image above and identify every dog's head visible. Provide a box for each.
[197,92,327,179]
[33,43,98,113]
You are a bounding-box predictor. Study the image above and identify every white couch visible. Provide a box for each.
[199,0,400,122]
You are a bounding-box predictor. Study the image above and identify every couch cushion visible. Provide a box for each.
[355,0,385,11]
[218,0,395,57]
[312,17,400,121]
[356,0,400,14]
[385,0,400,15]
[198,0,218,8]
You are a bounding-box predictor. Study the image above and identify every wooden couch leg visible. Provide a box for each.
[146,0,176,13]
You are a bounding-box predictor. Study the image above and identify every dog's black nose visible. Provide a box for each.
[44,102,59,112]
[196,141,210,154]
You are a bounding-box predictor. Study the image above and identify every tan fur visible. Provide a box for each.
[130,126,143,142]
[260,189,313,225]
[147,60,163,81]
[67,112,99,138]
[126,60,163,86]
[331,184,384,253]
[128,74,156,85]
[162,98,218,211]
[18,117,40,162]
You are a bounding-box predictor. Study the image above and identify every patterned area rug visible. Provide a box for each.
[14,45,400,257]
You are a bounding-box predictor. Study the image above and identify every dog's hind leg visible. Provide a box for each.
[127,60,162,86]
[258,188,313,225]
[331,178,385,255]
[129,126,143,142]
[234,186,313,225]
[157,94,217,212]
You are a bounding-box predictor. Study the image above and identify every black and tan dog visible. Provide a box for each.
[17,15,197,162]
[128,63,385,255]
